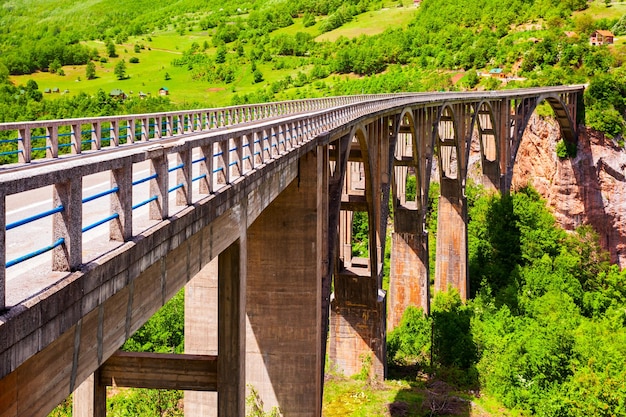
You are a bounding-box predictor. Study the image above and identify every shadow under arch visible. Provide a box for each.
[506,93,578,191]
[465,99,502,190]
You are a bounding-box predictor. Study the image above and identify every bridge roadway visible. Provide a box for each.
[0,86,583,417]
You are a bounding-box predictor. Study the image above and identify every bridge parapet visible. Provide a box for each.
[0,94,401,166]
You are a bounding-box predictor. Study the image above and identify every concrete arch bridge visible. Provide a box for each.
[0,85,583,417]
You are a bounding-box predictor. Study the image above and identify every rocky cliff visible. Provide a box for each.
[511,115,626,267]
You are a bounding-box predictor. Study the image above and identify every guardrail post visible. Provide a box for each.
[155,116,162,139]
[18,127,31,163]
[230,136,242,179]
[53,178,82,271]
[198,144,212,195]
[110,120,119,148]
[141,118,149,141]
[242,134,252,173]
[110,162,132,241]
[91,121,101,151]
[127,119,135,144]
[47,125,58,159]
[216,140,228,186]
[149,150,169,220]
[177,149,192,206]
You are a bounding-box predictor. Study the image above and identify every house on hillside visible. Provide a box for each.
[489,68,506,78]
[159,87,169,96]
[110,89,126,100]
[413,0,421,6]
[590,30,614,46]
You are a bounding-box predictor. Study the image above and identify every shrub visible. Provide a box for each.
[556,139,577,159]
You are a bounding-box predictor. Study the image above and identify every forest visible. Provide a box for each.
[0,0,621,415]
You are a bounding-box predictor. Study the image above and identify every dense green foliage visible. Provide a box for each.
[389,184,626,415]
[1,0,626,138]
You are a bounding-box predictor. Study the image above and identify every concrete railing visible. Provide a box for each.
[0,93,418,310]
[0,95,400,166]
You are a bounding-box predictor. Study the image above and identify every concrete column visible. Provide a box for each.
[185,258,218,417]
[53,177,82,271]
[110,163,132,242]
[149,150,168,220]
[434,178,468,299]
[246,150,324,417]
[72,370,106,417]
[388,206,430,329]
[218,239,246,417]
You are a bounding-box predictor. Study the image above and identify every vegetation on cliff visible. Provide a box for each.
[388,184,626,416]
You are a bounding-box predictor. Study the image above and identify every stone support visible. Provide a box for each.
[71,371,106,417]
[218,239,246,417]
[434,178,468,299]
[185,258,219,417]
[388,205,429,329]
[245,150,325,416]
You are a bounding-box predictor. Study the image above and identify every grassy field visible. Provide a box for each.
[575,0,626,19]
[8,2,418,108]
[316,5,418,42]
[322,373,527,417]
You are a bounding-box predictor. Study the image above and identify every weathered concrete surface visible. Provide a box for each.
[329,267,386,379]
[388,230,429,329]
[246,150,325,417]
[185,259,219,416]
[434,178,468,299]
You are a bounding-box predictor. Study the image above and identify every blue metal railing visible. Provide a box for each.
[6,205,65,267]
[7,238,65,268]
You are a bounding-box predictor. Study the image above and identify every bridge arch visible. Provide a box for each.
[506,92,578,191]
[466,100,502,190]
[435,104,462,182]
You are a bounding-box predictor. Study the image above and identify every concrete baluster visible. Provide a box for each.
[149,148,169,221]
[110,162,132,242]
[53,177,82,271]
[109,120,119,148]
[177,148,192,206]
[18,127,31,163]
[47,124,58,159]
[90,121,101,151]
[0,192,5,311]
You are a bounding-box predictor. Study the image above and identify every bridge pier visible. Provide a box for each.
[434,178,468,298]
[184,259,218,416]
[328,119,393,380]
[245,149,325,416]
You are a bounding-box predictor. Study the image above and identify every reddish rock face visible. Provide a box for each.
[510,115,626,267]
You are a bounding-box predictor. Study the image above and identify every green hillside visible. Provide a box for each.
[2,0,624,113]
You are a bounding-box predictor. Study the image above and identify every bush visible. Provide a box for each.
[387,306,431,365]
[129,57,140,64]
[556,139,577,159]
[586,103,625,139]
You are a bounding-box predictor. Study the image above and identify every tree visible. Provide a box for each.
[106,40,117,58]
[114,59,127,80]
[86,61,96,80]
[49,58,62,74]
[215,45,227,64]
[253,69,264,83]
